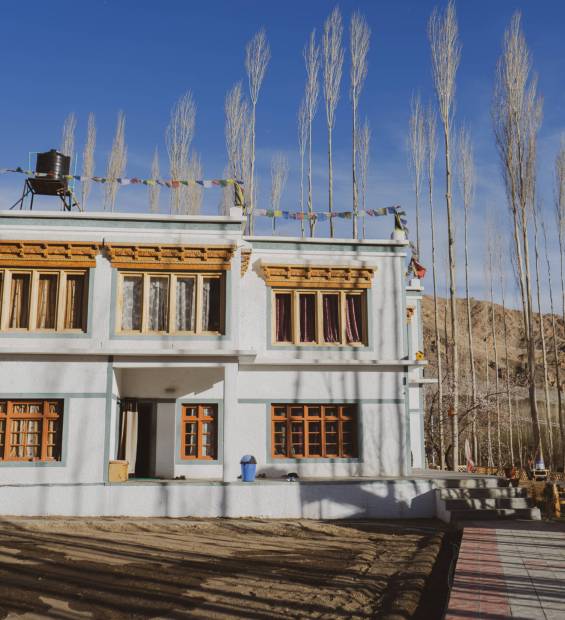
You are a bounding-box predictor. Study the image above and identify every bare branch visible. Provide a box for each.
[104,111,127,212]
[81,113,96,211]
[356,117,371,239]
[61,113,76,162]
[304,29,320,235]
[409,94,426,252]
[149,147,160,214]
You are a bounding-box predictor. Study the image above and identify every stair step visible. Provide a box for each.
[435,477,502,489]
[448,507,541,522]
[438,487,527,499]
[444,498,532,510]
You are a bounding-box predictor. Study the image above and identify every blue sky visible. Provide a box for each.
[0,1,564,305]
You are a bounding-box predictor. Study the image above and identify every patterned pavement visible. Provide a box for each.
[447,521,565,619]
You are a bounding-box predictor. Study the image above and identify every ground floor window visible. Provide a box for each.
[181,404,217,460]
[271,404,358,458]
[0,399,63,461]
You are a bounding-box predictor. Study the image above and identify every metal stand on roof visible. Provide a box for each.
[9,178,81,211]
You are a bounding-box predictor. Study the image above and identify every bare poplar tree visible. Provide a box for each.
[166,92,196,215]
[61,113,77,161]
[532,204,553,462]
[457,127,478,459]
[429,0,461,468]
[426,105,445,468]
[556,135,565,462]
[487,231,501,467]
[245,28,271,234]
[104,111,127,212]
[298,98,308,238]
[270,152,289,234]
[350,12,371,239]
[357,117,371,239]
[409,94,426,255]
[225,82,250,216]
[323,6,344,237]
[304,29,320,237]
[149,147,160,214]
[184,151,203,215]
[493,12,544,462]
[542,212,565,463]
[81,113,96,211]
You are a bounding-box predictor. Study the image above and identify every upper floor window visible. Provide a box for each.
[273,290,366,346]
[118,271,224,335]
[0,269,88,332]
[0,399,63,461]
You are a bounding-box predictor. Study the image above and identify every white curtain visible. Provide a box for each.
[176,278,195,331]
[122,277,142,331]
[120,407,138,474]
[148,277,168,331]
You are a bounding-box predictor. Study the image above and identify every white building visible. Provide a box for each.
[0,208,430,518]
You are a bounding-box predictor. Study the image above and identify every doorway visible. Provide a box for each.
[118,400,157,478]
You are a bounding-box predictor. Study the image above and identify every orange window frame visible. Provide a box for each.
[271,404,358,459]
[180,404,218,460]
[0,400,63,462]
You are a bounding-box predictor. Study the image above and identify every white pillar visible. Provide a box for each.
[222,362,239,481]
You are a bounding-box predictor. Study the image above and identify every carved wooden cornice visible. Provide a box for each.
[0,240,99,268]
[105,243,235,271]
[240,249,252,276]
[261,263,374,289]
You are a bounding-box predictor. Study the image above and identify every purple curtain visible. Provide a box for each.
[299,294,316,342]
[346,295,362,342]
[323,295,340,342]
[275,294,292,342]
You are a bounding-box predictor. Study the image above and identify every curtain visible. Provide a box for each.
[148,277,169,331]
[37,275,57,329]
[322,294,340,343]
[299,294,316,342]
[202,278,220,332]
[64,275,84,329]
[121,276,142,331]
[9,274,30,328]
[346,294,362,343]
[176,278,195,331]
[275,294,292,342]
[118,400,138,474]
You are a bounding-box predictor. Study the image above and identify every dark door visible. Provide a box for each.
[135,402,154,477]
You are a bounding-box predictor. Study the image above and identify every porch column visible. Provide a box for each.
[222,362,239,481]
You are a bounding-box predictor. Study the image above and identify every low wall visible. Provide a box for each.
[0,479,437,519]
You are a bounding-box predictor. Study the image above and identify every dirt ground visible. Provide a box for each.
[0,517,449,620]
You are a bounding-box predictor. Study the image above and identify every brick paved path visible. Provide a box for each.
[447,521,565,619]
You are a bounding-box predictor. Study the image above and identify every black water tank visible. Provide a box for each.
[35,149,70,179]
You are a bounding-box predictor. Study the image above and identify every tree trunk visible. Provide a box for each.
[500,270,515,466]
[489,260,502,468]
[248,103,257,236]
[352,100,358,239]
[308,117,314,237]
[328,127,334,238]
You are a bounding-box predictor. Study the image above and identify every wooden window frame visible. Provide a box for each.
[117,270,225,336]
[180,403,218,460]
[272,289,367,346]
[0,268,88,333]
[0,399,63,462]
[271,403,358,459]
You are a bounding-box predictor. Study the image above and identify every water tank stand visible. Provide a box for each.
[9,178,81,211]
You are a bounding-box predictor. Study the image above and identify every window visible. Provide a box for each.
[180,404,217,460]
[0,400,63,461]
[0,269,88,332]
[118,271,224,335]
[273,290,366,345]
[271,404,358,458]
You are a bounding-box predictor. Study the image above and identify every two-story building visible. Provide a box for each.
[0,207,430,518]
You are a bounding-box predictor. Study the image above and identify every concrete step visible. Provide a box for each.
[438,487,527,500]
[434,477,502,489]
[448,507,541,521]
[444,497,533,511]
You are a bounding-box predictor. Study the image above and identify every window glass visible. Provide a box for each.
[322,294,340,343]
[148,277,169,332]
[9,274,30,328]
[176,277,195,331]
[37,274,58,329]
[181,404,217,460]
[65,274,86,330]
[202,278,221,332]
[299,294,316,342]
[346,294,363,343]
[121,276,143,331]
[275,293,292,342]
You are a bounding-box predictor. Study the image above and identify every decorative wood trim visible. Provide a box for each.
[240,249,252,276]
[262,264,374,289]
[0,241,99,268]
[105,244,235,271]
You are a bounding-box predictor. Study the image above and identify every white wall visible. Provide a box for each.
[155,403,175,478]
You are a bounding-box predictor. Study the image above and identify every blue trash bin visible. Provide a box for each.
[240,454,257,482]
